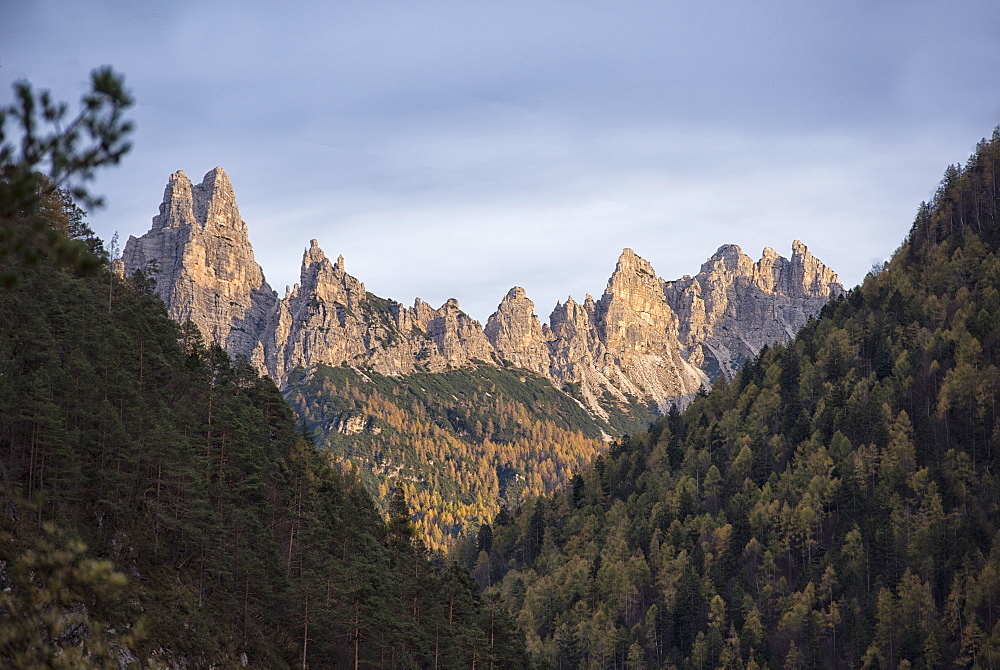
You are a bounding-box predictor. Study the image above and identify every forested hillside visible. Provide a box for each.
[469,130,1000,668]
[287,362,655,552]
[0,188,528,666]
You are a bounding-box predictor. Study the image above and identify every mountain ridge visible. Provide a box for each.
[124,167,844,418]
[466,127,1000,669]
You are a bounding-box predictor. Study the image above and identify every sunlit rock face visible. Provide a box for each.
[540,249,708,416]
[122,168,277,365]
[663,241,844,381]
[265,240,499,381]
[124,170,499,383]
[128,168,843,418]
[485,287,552,377]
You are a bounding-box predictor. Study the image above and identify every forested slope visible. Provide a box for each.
[0,192,528,667]
[286,362,655,552]
[470,131,1000,668]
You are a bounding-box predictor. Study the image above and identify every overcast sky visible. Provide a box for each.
[4,1,1000,321]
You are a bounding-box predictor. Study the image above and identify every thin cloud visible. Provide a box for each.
[3,1,999,321]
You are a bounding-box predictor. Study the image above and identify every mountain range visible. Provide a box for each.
[123,167,843,419]
[119,168,846,550]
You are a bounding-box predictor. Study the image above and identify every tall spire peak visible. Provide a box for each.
[201,166,230,186]
[192,167,240,229]
[609,247,658,286]
[152,170,195,229]
[197,167,233,202]
[618,248,641,265]
[303,239,327,267]
[122,167,274,362]
[484,286,549,377]
[615,248,650,268]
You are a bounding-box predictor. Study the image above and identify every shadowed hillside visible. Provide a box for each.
[0,187,528,667]
[468,129,1000,669]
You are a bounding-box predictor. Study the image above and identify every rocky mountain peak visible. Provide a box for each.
[789,239,840,297]
[123,167,276,363]
[303,239,326,267]
[701,244,754,278]
[192,167,241,231]
[129,167,846,420]
[295,242,364,312]
[584,249,705,410]
[599,248,677,340]
[609,248,658,283]
[663,242,844,380]
[505,286,528,301]
[616,247,641,264]
[414,297,494,369]
[485,287,550,376]
[300,239,347,275]
[150,167,245,233]
[152,170,193,230]
[488,286,532,314]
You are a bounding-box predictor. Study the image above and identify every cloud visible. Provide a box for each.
[3,1,999,321]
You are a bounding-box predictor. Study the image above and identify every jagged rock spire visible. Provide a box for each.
[663,242,844,380]
[127,167,845,417]
[123,168,276,363]
[485,287,551,376]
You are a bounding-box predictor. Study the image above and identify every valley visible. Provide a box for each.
[122,168,842,548]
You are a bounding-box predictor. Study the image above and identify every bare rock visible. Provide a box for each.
[122,168,276,361]
[128,167,844,422]
[412,297,495,370]
[663,241,844,380]
[544,250,708,414]
[484,287,552,376]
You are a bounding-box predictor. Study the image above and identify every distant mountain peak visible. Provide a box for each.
[126,167,845,417]
[303,238,328,267]
[611,247,658,279]
[124,167,274,362]
[664,241,844,380]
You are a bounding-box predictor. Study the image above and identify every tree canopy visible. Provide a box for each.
[468,128,1000,669]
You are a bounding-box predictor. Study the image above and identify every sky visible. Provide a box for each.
[4,1,1000,322]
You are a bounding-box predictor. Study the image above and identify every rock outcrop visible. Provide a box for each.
[537,251,707,415]
[126,168,844,420]
[263,239,498,381]
[485,287,552,377]
[663,241,843,381]
[122,168,276,364]
[264,241,376,382]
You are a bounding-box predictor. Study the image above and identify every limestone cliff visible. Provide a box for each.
[122,168,276,364]
[128,167,844,422]
[265,241,497,382]
[538,251,707,415]
[124,170,503,385]
[663,241,844,380]
[484,287,552,377]
[264,241,384,382]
